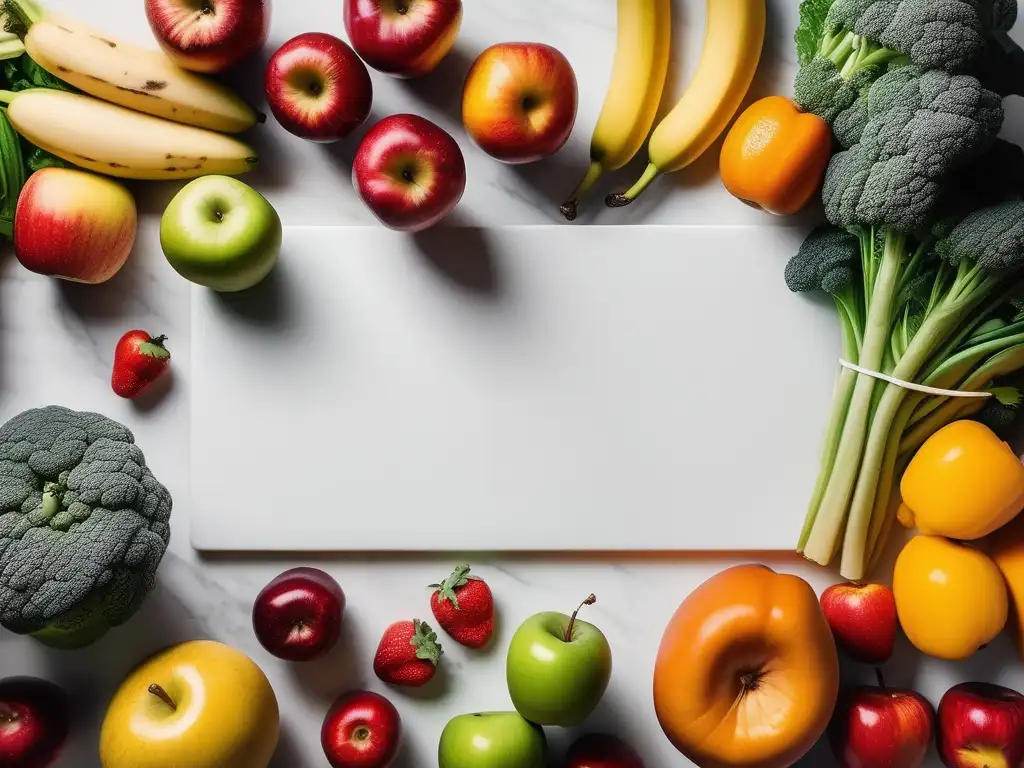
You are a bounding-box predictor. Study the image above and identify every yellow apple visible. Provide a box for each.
[99,640,279,768]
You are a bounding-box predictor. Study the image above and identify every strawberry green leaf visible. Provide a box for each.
[411,618,442,665]
[429,564,473,610]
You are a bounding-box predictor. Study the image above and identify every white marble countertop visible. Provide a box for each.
[2,1,1024,766]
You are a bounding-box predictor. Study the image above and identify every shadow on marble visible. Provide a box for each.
[287,615,368,705]
[211,256,300,331]
[269,720,306,768]
[412,220,503,298]
[390,652,453,703]
[392,722,435,768]
[505,143,592,223]
[321,108,388,173]
[399,44,476,125]
[130,367,176,415]
[55,246,150,321]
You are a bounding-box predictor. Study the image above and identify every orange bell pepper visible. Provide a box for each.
[991,514,1024,657]
[653,564,839,768]
[719,96,832,216]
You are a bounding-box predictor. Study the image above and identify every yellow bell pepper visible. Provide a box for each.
[991,514,1024,658]
[900,420,1024,540]
[893,535,1008,661]
[719,96,832,216]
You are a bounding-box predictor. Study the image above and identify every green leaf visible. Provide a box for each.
[25,146,70,173]
[3,54,74,93]
[796,0,836,66]
[429,564,472,610]
[410,619,442,665]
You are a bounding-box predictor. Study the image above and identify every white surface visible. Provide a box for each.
[0,0,1023,766]
[191,225,838,552]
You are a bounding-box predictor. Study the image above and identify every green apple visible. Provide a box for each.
[506,594,612,726]
[160,175,282,292]
[438,712,545,768]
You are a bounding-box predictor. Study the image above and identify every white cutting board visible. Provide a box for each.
[190,226,838,551]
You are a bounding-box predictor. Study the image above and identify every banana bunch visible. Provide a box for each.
[563,0,765,218]
[1,0,259,180]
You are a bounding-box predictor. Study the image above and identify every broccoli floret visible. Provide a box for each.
[936,200,1024,271]
[785,226,860,294]
[979,386,1023,432]
[822,67,1003,233]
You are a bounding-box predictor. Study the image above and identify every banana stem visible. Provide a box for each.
[605,163,660,208]
[560,161,604,222]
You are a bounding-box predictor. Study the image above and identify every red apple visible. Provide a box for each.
[344,0,463,78]
[14,167,137,284]
[145,0,270,74]
[462,42,578,164]
[829,678,934,768]
[938,682,1024,768]
[352,113,466,231]
[321,690,401,768]
[565,733,643,768]
[820,582,898,665]
[0,677,70,768]
[252,566,345,662]
[265,33,373,143]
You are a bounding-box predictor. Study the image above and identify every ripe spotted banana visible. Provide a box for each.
[560,0,671,221]
[606,0,766,207]
[17,11,260,133]
[2,89,259,181]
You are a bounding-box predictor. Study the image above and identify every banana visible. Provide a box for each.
[606,0,766,208]
[560,0,671,221]
[3,89,259,181]
[21,12,260,133]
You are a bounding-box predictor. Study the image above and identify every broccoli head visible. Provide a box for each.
[935,199,1024,271]
[0,406,172,649]
[822,66,1003,233]
[785,226,861,294]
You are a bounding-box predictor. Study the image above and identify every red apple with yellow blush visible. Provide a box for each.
[462,42,578,164]
[820,582,898,665]
[344,0,463,78]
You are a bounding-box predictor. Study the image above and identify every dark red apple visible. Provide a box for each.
[353,113,466,231]
[820,582,898,665]
[0,677,70,768]
[344,0,463,78]
[252,566,345,661]
[321,690,401,768]
[145,0,270,74]
[828,677,934,768]
[565,733,643,767]
[265,33,373,143]
[938,682,1024,768]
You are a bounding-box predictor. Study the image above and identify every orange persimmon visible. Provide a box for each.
[654,564,839,768]
[719,96,832,216]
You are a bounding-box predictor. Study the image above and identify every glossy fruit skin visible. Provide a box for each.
[901,420,1024,540]
[320,690,401,768]
[111,331,172,399]
[654,564,839,768]
[0,677,70,768]
[506,609,612,727]
[462,42,578,164]
[828,686,934,768]
[992,513,1024,657]
[720,96,831,216]
[893,535,1008,661]
[438,712,546,768]
[564,733,644,768]
[353,114,466,232]
[14,167,136,284]
[99,640,279,768]
[344,0,463,77]
[373,619,442,687]
[937,682,1024,768]
[145,0,270,74]
[429,564,495,649]
[819,582,898,665]
[265,33,373,143]
[253,567,345,662]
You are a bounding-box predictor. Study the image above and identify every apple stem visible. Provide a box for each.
[148,683,177,711]
[563,594,597,642]
[875,668,886,690]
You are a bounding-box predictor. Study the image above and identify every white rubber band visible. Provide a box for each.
[838,360,992,399]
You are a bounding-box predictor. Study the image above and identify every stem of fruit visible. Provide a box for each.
[563,594,596,642]
[561,162,604,221]
[875,668,885,689]
[148,684,177,711]
[605,164,660,208]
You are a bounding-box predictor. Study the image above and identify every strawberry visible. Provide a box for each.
[111,330,171,399]
[429,564,494,649]
[373,619,442,688]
